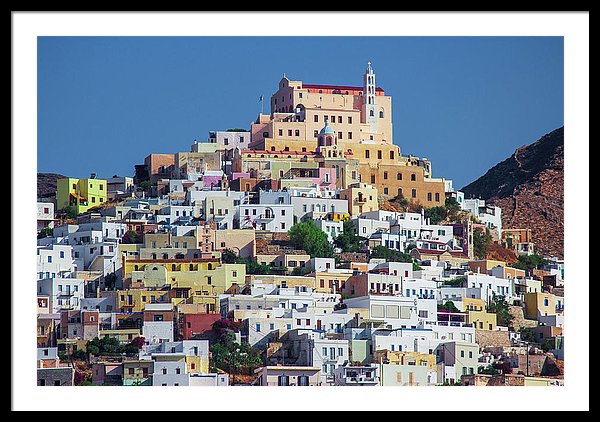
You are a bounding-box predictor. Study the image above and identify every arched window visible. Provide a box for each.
[171,264,176,271]
[370,110,374,117]
[379,110,384,118]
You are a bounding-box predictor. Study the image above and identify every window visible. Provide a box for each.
[411,173,416,181]
[383,171,388,180]
[390,151,395,159]
[377,150,382,159]
[322,347,327,356]
[365,150,370,158]
[435,193,440,202]
[469,351,473,358]
[379,111,384,118]
[295,130,300,137]
[278,375,289,386]
[427,192,432,202]
[162,368,167,375]
[418,310,428,318]
[47,256,52,263]
[412,189,417,198]
[256,323,261,332]
[314,115,319,122]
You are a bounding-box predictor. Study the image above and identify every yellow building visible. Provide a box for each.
[245,65,447,204]
[57,176,107,214]
[314,271,354,294]
[123,257,245,312]
[374,350,437,371]
[340,183,379,217]
[524,292,561,319]
[463,298,497,331]
[116,289,171,313]
[99,329,142,344]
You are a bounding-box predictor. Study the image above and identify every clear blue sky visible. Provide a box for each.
[37,36,564,189]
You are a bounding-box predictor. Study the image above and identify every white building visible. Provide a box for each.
[343,294,438,330]
[37,244,75,280]
[142,303,175,345]
[238,203,294,232]
[314,219,343,242]
[37,202,55,230]
[207,130,250,150]
[462,198,502,232]
[37,277,85,312]
[291,195,348,221]
[466,274,513,302]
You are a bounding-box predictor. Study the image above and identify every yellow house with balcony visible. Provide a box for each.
[57,176,107,215]
[340,183,378,217]
[463,297,497,330]
[374,350,437,372]
[524,292,562,319]
[123,257,245,312]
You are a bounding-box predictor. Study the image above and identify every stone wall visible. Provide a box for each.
[475,329,511,348]
[461,373,524,386]
[509,305,538,331]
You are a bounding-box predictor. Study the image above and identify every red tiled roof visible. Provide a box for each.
[302,83,384,93]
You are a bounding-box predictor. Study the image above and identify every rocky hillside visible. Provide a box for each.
[38,173,65,201]
[461,127,564,258]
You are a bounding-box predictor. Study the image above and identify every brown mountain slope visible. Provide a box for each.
[38,173,65,201]
[461,127,564,258]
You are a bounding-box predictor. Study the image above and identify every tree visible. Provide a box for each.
[122,230,142,244]
[221,248,238,264]
[333,219,365,252]
[208,320,262,377]
[138,180,151,191]
[445,197,461,215]
[424,206,447,225]
[235,257,272,275]
[37,227,54,239]
[288,220,334,258]
[292,266,312,276]
[370,245,412,263]
[86,336,124,356]
[486,293,514,327]
[511,254,549,272]
[472,227,492,259]
[443,276,467,287]
[438,301,460,313]
[103,272,117,290]
[58,205,78,219]
[391,193,410,210]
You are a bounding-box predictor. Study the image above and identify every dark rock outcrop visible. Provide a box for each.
[461,127,564,258]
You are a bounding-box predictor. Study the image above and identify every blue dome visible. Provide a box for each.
[319,120,335,135]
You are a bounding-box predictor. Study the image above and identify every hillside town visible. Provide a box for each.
[36,63,565,387]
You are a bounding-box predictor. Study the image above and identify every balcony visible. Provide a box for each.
[256,213,275,221]
[345,375,378,385]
